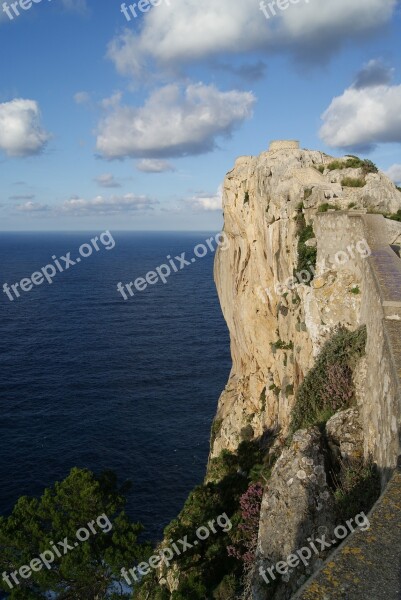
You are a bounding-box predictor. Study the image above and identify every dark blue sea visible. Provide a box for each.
[0,232,231,540]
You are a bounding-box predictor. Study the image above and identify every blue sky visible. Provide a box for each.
[0,0,400,231]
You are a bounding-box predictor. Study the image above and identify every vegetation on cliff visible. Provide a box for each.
[134,439,277,600]
[290,326,367,434]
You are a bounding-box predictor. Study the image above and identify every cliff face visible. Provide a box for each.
[211,142,401,459]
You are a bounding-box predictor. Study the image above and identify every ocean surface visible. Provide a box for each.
[0,232,231,540]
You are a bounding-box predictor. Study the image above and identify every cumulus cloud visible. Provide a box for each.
[94,173,121,188]
[353,59,394,89]
[107,0,396,77]
[17,201,49,212]
[385,164,401,184]
[0,99,51,157]
[96,83,255,160]
[187,186,223,212]
[62,194,157,215]
[136,159,175,173]
[320,71,401,150]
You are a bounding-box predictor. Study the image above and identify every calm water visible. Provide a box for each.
[0,232,231,539]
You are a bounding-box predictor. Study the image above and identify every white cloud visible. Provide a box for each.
[0,99,51,157]
[107,0,397,77]
[136,159,175,173]
[94,173,121,188]
[320,82,401,150]
[96,83,255,159]
[17,201,49,212]
[74,91,91,105]
[385,165,401,185]
[62,194,157,215]
[187,186,223,212]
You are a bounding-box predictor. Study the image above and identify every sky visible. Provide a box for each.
[0,0,400,231]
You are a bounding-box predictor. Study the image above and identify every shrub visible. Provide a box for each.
[211,418,223,444]
[317,165,325,173]
[318,203,340,212]
[327,157,378,174]
[304,188,313,200]
[227,482,263,567]
[295,209,317,277]
[244,192,250,204]
[213,574,239,599]
[271,339,293,351]
[327,160,344,171]
[333,458,380,523]
[348,202,357,209]
[397,186,401,193]
[388,209,401,222]
[350,286,360,294]
[290,326,367,433]
[341,177,366,188]
[360,159,378,174]
[241,424,255,442]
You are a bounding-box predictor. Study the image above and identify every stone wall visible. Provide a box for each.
[269,140,300,151]
[314,212,401,484]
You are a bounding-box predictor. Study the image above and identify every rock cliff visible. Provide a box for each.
[211,142,401,460]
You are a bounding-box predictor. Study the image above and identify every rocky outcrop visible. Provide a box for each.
[326,408,364,462]
[253,428,335,600]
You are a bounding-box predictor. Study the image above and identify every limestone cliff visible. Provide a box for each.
[211,141,401,460]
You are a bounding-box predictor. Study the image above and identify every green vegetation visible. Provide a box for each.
[260,387,267,412]
[341,177,366,188]
[327,157,378,174]
[295,206,317,279]
[397,186,401,193]
[326,159,344,171]
[244,192,250,204]
[270,339,293,352]
[350,286,360,295]
[304,188,313,200]
[318,202,340,212]
[136,439,277,600]
[317,165,325,174]
[0,468,147,599]
[333,458,381,523]
[268,383,281,397]
[290,326,367,434]
[388,209,401,222]
[241,424,255,442]
[211,418,223,445]
[348,202,357,209]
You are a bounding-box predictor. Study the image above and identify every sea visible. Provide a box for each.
[0,231,231,540]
